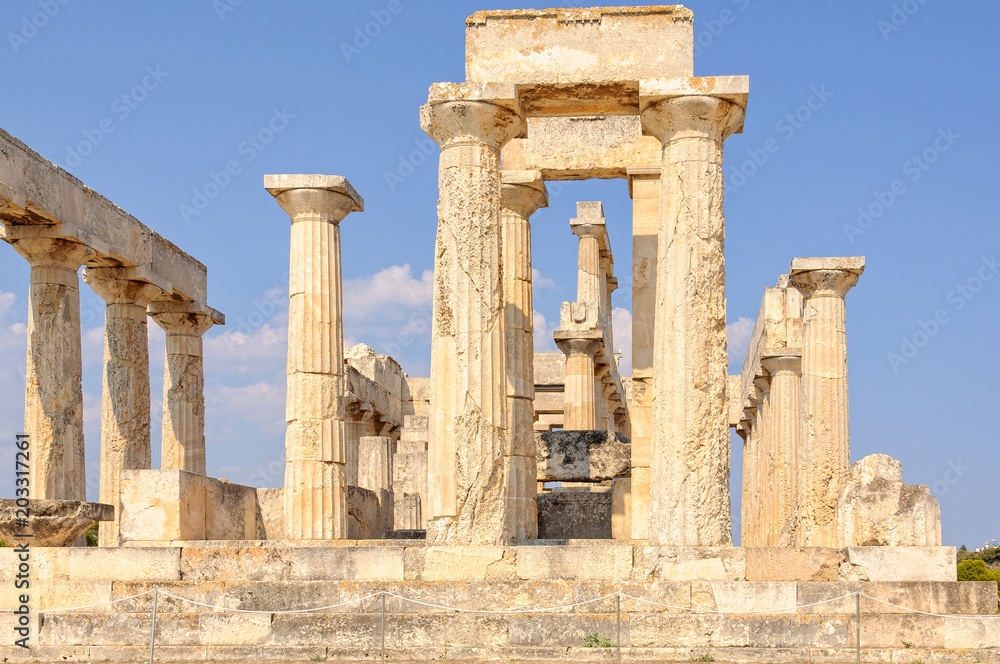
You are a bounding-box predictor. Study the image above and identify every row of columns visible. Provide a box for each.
[738,260,863,548]
[5,233,221,547]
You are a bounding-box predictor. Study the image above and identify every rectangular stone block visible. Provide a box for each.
[745,547,846,582]
[290,547,404,581]
[405,546,509,581]
[516,545,632,581]
[0,581,112,612]
[180,545,293,583]
[944,616,1000,649]
[846,546,956,582]
[711,582,797,614]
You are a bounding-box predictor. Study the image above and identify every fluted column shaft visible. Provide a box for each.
[740,403,759,546]
[557,337,600,430]
[266,174,363,541]
[150,308,218,475]
[753,377,771,546]
[500,171,547,541]
[628,169,660,542]
[642,95,744,546]
[790,266,861,547]
[10,238,95,501]
[761,355,801,546]
[421,100,523,545]
[85,268,162,547]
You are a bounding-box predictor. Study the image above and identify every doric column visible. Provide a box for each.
[9,237,95,501]
[358,435,394,537]
[740,400,759,547]
[84,268,163,547]
[500,170,547,541]
[149,303,223,475]
[760,354,801,546]
[641,95,745,546]
[420,97,523,545]
[572,203,606,326]
[265,174,364,540]
[627,167,660,542]
[555,335,601,430]
[752,375,770,544]
[789,257,864,547]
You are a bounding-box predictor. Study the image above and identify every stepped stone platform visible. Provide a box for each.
[0,543,996,662]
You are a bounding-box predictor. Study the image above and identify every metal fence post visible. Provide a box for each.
[616,593,621,664]
[856,592,861,664]
[381,591,386,664]
[148,589,158,664]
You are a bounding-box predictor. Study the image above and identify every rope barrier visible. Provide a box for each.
[619,591,860,615]
[0,589,156,613]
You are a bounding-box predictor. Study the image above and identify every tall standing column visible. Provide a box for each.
[266,174,363,541]
[149,303,223,475]
[641,95,745,546]
[628,167,660,542]
[500,170,547,541]
[84,268,163,547]
[420,98,523,545]
[555,335,601,430]
[9,237,95,500]
[572,204,606,326]
[760,354,801,546]
[789,258,864,547]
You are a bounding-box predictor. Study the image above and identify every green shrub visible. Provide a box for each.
[582,632,615,648]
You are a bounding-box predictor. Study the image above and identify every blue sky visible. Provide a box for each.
[0,1,997,548]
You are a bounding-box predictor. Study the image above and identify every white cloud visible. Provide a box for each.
[343,264,433,322]
[612,307,633,375]
[532,268,559,291]
[727,317,755,365]
[533,310,557,351]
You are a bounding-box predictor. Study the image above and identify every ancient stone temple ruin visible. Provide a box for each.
[1,5,997,661]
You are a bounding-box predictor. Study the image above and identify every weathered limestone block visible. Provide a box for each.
[9,237,95,501]
[266,174,364,540]
[744,547,846,582]
[254,488,284,540]
[357,435,394,537]
[536,430,631,482]
[516,545,633,580]
[611,477,631,541]
[118,470,257,542]
[641,92,747,547]
[345,343,404,426]
[84,268,163,548]
[837,454,941,547]
[465,6,694,85]
[347,486,380,540]
[633,547,747,583]
[846,546,956,582]
[536,490,612,540]
[421,94,524,545]
[0,500,113,547]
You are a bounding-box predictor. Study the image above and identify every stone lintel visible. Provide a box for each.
[501,169,547,196]
[426,81,521,116]
[83,265,171,296]
[264,174,364,213]
[553,329,603,344]
[789,256,866,276]
[627,166,661,198]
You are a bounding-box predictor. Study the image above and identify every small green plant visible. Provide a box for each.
[309,655,326,662]
[902,641,913,648]
[691,655,715,663]
[85,523,99,547]
[582,632,615,648]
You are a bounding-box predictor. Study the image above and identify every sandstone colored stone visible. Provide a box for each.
[536,490,612,540]
[0,499,112,547]
[516,545,633,581]
[846,546,956,582]
[837,453,942,547]
[536,430,631,482]
[744,547,846,582]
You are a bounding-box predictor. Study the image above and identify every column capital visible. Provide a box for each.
[83,268,162,307]
[150,309,220,338]
[265,174,364,224]
[761,354,801,376]
[789,257,865,299]
[570,201,608,241]
[9,236,96,270]
[554,333,601,359]
[641,95,745,145]
[420,100,524,150]
[501,170,548,219]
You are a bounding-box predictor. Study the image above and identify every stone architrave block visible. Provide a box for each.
[536,430,631,482]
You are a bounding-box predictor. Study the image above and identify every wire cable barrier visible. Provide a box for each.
[3,589,998,664]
